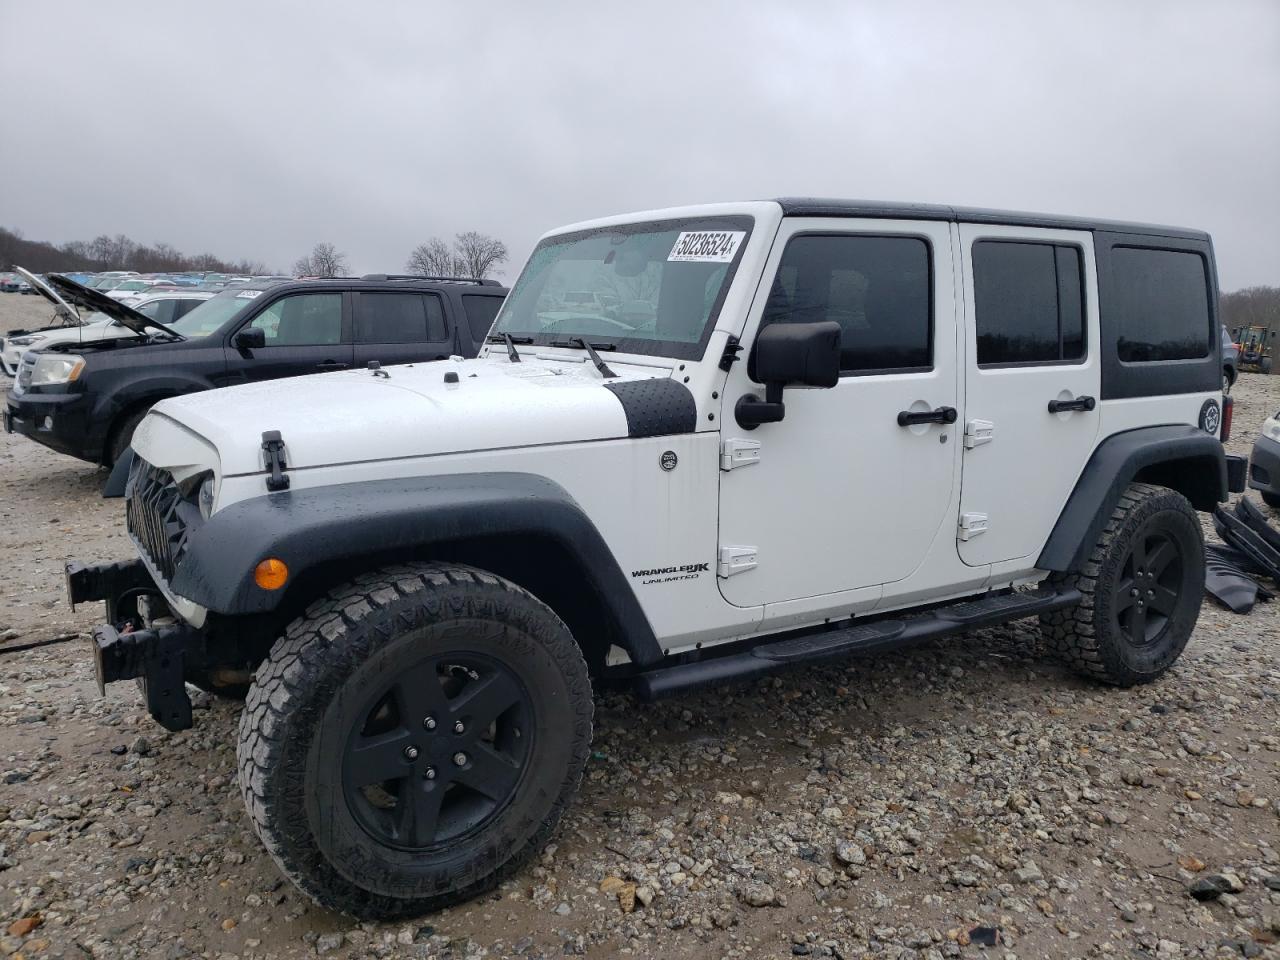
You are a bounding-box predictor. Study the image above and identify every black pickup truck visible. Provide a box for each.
[5,274,506,466]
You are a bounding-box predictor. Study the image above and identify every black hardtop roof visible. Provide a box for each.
[773,198,1210,241]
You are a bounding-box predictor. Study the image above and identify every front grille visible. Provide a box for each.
[126,458,191,582]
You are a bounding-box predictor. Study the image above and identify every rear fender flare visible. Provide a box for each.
[1037,424,1226,572]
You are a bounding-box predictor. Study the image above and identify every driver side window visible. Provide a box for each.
[762,234,933,375]
[247,294,342,346]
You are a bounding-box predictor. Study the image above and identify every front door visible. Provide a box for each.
[222,291,353,385]
[717,219,959,607]
[955,224,1101,567]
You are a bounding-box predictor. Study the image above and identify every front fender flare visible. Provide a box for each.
[169,472,664,666]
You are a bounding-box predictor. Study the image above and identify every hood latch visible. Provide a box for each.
[261,431,290,492]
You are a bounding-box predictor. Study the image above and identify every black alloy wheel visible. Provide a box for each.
[1112,530,1183,647]
[342,654,532,851]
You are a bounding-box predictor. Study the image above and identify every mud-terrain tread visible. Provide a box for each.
[1040,482,1200,686]
[236,561,593,918]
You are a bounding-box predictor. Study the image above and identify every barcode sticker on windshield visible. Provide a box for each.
[236,290,263,299]
[668,231,745,263]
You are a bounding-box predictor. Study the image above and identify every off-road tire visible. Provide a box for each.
[1041,483,1204,686]
[1261,491,1280,510]
[236,562,593,919]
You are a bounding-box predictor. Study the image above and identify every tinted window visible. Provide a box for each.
[1112,247,1211,362]
[462,295,503,341]
[355,293,447,343]
[248,293,342,346]
[763,235,931,373]
[172,298,206,320]
[973,241,1085,365]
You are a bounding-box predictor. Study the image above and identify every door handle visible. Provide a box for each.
[897,406,958,427]
[315,361,350,371]
[1047,395,1096,413]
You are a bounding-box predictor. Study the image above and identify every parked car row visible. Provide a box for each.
[4,269,507,471]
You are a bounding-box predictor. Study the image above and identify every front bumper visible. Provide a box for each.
[5,389,101,462]
[1249,433,1280,495]
[66,559,206,731]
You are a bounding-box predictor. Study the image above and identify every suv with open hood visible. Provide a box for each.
[67,200,1242,919]
[5,273,506,467]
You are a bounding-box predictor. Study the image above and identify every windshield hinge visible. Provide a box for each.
[720,438,761,471]
[719,335,743,372]
[261,431,290,492]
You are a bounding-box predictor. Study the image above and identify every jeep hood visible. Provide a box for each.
[147,356,682,476]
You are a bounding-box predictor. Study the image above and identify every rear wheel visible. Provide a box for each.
[1041,483,1204,686]
[1262,491,1280,510]
[237,562,593,918]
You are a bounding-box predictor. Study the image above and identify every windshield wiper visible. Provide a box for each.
[500,332,522,363]
[551,338,617,378]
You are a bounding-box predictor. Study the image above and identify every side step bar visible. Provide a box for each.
[634,586,1081,701]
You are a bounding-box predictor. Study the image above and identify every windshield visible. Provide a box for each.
[492,216,752,360]
[169,288,266,337]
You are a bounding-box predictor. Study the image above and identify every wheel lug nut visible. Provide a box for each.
[404,745,419,761]
[454,721,465,734]
[453,752,467,767]
[424,766,436,780]
[423,716,437,731]
[1130,589,1139,597]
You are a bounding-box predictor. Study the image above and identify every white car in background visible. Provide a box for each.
[0,269,213,375]
[106,278,171,304]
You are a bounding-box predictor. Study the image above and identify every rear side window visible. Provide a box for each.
[356,293,447,343]
[763,234,932,373]
[461,295,503,342]
[973,241,1085,366]
[1112,247,1211,362]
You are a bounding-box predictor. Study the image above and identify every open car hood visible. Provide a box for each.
[15,267,82,326]
[46,274,182,337]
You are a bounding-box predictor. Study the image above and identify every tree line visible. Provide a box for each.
[291,233,509,280]
[0,226,269,275]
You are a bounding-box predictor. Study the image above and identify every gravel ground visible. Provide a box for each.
[1,294,1278,960]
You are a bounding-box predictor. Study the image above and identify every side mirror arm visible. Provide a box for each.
[735,382,786,430]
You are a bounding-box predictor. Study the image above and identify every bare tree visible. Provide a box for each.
[294,242,348,278]
[405,238,458,277]
[453,231,508,279]
[405,232,508,280]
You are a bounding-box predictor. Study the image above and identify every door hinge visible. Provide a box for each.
[958,512,988,540]
[261,430,290,492]
[963,419,995,449]
[718,545,758,578]
[720,438,761,471]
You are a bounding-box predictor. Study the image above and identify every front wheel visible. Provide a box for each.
[1041,483,1204,686]
[237,563,593,918]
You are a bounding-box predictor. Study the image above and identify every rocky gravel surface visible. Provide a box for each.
[1,296,1278,959]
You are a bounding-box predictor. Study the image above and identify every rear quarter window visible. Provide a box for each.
[1112,247,1211,362]
[461,295,504,342]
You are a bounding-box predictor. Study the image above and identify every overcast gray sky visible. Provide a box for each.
[2,0,1277,289]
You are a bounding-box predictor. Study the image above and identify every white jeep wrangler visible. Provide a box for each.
[69,199,1244,918]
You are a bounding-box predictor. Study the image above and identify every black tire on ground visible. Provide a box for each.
[1040,482,1204,687]
[1262,491,1280,510]
[237,562,593,919]
[107,407,150,465]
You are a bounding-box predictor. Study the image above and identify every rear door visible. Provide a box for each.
[956,224,1101,566]
[223,290,352,384]
[352,291,453,367]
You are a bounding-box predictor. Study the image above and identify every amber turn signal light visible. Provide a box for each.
[254,558,289,590]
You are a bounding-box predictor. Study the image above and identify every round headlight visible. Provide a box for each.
[198,476,215,519]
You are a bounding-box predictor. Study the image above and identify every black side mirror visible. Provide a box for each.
[235,327,266,351]
[737,321,840,429]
